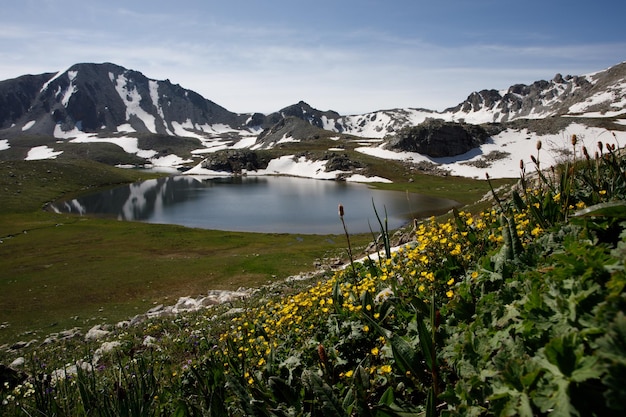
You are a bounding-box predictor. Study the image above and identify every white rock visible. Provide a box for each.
[50,360,93,385]
[10,357,25,368]
[92,341,121,364]
[142,336,157,347]
[84,325,110,341]
[98,341,121,354]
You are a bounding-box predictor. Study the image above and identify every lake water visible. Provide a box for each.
[49,176,460,234]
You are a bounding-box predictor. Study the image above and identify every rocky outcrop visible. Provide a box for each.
[266,101,343,130]
[254,116,331,149]
[200,149,271,173]
[385,119,491,158]
[324,152,364,172]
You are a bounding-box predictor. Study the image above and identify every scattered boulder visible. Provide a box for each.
[41,327,82,345]
[9,357,25,368]
[92,341,121,364]
[50,360,93,385]
[9,339,37,351]
[84,325,110,341]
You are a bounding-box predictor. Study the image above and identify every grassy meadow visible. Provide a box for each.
[0,160,370,345]
[4,140,623,416]
[0,157,498,346]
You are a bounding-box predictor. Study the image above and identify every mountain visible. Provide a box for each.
[0,62,257,137]
[0,61,625,179]
[443,63,626,123]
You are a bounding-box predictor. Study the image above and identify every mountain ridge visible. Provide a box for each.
[1,61,625,179]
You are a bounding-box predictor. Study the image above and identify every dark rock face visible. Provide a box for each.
[385,119,490,158]
[200,149,270,173]
[0,73,54,129]
[268,101,342,130]
[0,62,249,137]
[324,153,364,172]
[255,116,329,148]
[443,70,597,122]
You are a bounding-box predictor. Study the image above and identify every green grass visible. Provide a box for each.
[0,214,361,344]
[0,159,373,345]
[0,157,496,345]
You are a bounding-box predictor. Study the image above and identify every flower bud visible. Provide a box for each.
[317,344,328,365]
[536,140,542,151]
[338,204,344,217]
[571,134,577,146]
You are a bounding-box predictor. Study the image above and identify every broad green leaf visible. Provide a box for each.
[302,370,346,417]
[378,386,395,406]
[570,356,602,383]
[389,333,425,380]
[573,201,626,219]
[342,387,356,414]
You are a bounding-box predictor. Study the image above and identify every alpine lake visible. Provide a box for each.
[49,175,462,234]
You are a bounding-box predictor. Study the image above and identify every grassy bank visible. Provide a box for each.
[1,138,624,416]
[1,160,364,344]
[1,158,491,346]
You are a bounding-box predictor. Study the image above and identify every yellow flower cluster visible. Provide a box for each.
[215,202,547,377]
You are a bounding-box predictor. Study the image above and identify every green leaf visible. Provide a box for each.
[342,387,356,414]
[425,387,436,417]
[541,334,579,377]
[302,370,346,417]
[573,201,626,219]
[268,376,300,407]
[416,315,434,371]
[389,334,425,380]
[378,386,395,406]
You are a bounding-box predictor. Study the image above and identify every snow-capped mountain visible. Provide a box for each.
[0,61,625,179]
[0,62,259,138]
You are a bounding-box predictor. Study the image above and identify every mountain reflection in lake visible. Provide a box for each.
[49,176,461,234]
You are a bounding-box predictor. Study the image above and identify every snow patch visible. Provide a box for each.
[110,72,157,133]
[150,154,193,167]
[346,174,391,183]
[22,120,36,131]
[117,123,136,133]
[231,136,258,149]
[0,139,10,151]
[277,133,299,144]
[248,155,340,179]
[25,145,63,160]
[70,135,157,159]
[53,124,87,139]
[356,123,626,179]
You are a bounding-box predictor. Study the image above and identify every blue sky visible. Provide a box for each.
[1,0,624,114]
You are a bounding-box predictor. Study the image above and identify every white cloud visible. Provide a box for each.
[0,1,625,115]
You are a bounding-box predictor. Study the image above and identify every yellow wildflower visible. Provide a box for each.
[380,365,392,374]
